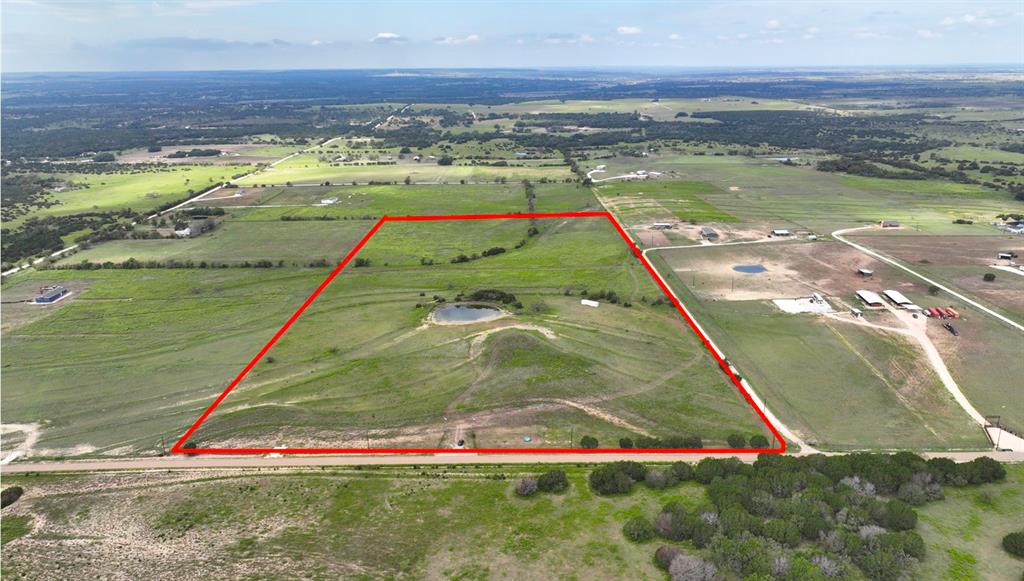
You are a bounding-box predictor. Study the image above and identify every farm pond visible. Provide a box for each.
[432,304,504,324]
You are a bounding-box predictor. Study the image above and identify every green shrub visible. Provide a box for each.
[536,470,568,493]
[618,437,633,449]
[514,477,538,497]
[589,465,633,495]
[670,461,694,481]
[622,516,655,543]
[579,435,599,449]
[1003,531,1024,558]
[727,434,747,448]
[1,487,24,509]
[983,272,996,282]
[749,435,770,448]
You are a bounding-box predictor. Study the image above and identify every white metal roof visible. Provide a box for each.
[883,289,913,305]
[856,290,883,305]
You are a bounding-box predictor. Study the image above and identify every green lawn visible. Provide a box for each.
[1,516,32,546]
[595,180,736,224]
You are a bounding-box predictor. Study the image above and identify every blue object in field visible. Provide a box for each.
[522,436,532,443]
[733,264,766,274]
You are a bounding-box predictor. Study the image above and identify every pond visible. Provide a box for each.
[733,264,767,274]
[432,304,504,324]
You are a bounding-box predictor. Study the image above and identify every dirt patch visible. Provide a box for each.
[117,143,285,165]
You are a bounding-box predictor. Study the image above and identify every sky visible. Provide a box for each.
[2,0,1022,72]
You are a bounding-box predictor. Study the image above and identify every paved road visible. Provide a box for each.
[4,450,1023,474]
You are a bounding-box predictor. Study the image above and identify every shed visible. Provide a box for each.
[997,252,1016,260]
[580,299,600,308]
[858,268,874,277]
[700,227,719,240]
[881,220,901,228]
[33,285,68,304]
[771,229,791,236]
[856,290,884,307]
[652,222,674,230]
[883,289,913,306]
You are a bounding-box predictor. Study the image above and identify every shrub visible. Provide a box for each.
[618,437,634,449]
[613,461,647,481]
[1,486,24,508]
[655,545,682,570]
[668,554,718,581]
[763,519,801,548]
[670,462,694,481]
[589,465,633,495]
[726,434,747,448]
[515,477,538,497]
[536,470,568,493]
[983,272,996,282]
[882,499,918,531]
[958,456,1006,484]
[1003,531,1024,558]
[622,516,655,542]
[749,435,770,448]
[645,469,676,489]
[580,435,599,449]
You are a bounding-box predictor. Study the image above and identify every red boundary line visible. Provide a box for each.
[172,212,786,455]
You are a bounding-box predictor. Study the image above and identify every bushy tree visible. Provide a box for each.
[536,470,568,493]
[589,464,633,495]
[763,519,801,548]
[749,434,770,448]
[579,435,599,449]
[727,434,747,448]
[655,545,682,571]
[881,499,918,531]
[1,486,24,508]
[515,477,538,497]
[669,554,718,581]
[1003,531,1024,558]
[618,437,634,449]
[622,516,655,542]
[645,469,676,489]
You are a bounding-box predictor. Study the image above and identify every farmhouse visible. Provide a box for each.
[855,290,884,307]
[700,227,719,240]
[882,289,914,307]
[771,229,792,237]
[33,285,68,304]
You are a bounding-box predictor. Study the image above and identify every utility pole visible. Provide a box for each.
[570,426,574,449]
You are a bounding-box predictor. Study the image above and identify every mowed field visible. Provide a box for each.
[4,463,1021,580]
[649,240,993,451]
[236,152,574,186]
[4,164,252,227]
[193,217,768,450]
[584,154,1020,235]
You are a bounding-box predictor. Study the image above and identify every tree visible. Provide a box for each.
[670,462,694,481]
[404,175,412,185]
[537,470,568,493]
[619,437,634,449]
[668,554,718,581]
[580,435,599,449]
[749,434,770,448]
[1,486,24,508]
[437,155,455,166]
[589,464,634,495]
[515,477,538,497]
[645,469,675,489]
[1002,531,1024,557]
[928,285,940,296]
[655,545,683,571]
[622,516,655,542]
[92,152,116,162]
[983,272,996,282]
[727,434,747,448]
[881,499,918,531]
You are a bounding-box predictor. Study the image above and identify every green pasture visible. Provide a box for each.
[595,180,736,224]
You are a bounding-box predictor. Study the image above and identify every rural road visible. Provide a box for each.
[832,225,1024,333]
[4,449,1023,474]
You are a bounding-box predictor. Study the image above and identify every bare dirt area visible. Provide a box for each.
[117,144,285,165]
[662,240,915,302]
[848,234,1024,315]
[197,187,277,207]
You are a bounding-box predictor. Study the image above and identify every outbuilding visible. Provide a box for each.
[856,290,884,307]
[580,299,600,308]
[700,227,719,240]
[33,285,68,304]
[652,222,674,230]
[881,220,901,228]
[883,289,914,307]
[771,229,792,237]
[858,268,874,277]
[997,252,1017,260]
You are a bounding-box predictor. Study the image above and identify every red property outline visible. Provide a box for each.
[172,211,786,455]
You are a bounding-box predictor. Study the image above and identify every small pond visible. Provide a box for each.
[733,264,767,274]
[432,304,504,324]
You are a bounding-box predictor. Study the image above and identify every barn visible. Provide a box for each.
[855,290,884,307]
[33,285,68,304]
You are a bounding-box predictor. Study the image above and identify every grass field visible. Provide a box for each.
[236,153,573,186]
[649,244,989,451]
[3,217,767,456]
[4,165,253,228]
[594,180,736,226]
[916,462,1024,580]
[194,217,766,449]
[584,155,1020,235]
[4,462,1021,579]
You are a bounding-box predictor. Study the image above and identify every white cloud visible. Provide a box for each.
[736,32,750,40]
[310,39,322,46]
[941,13,997,27]
[668,33,682,41]
[766,19,782,29]
[580,34,595,43]
[803,26,820,39]
[370,32,405,43]
[917,29,943,39]
[435,34,480,45]
[616,26,642,35]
